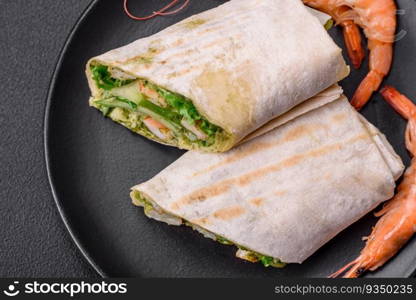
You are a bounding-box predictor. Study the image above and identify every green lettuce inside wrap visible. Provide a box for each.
[89,64,230,150]
[131,190,286,268]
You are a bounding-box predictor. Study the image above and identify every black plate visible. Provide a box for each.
[45,0,416,277]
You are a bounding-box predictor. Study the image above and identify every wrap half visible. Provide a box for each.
[131,97,403,266]
[87,0,349,152]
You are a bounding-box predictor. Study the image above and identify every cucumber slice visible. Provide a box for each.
[110,81,143,104]
[95,97,137,111]
[97,82,185,135]
[137,100,182,133]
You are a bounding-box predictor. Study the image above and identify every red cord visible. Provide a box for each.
[123,0,190,21]
[155,0,190,16]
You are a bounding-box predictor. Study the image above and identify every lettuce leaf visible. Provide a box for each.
[91,65,133,90]
[156,87,219,136]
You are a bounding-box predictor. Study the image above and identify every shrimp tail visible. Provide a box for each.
[381,86,416,120]
[341,20,365,69]
[350,70,384,110]
[329,256,372,278]
[374,202,393,217]
[328,260,358,278]
[342,260,369,278]
[381,86,416,156]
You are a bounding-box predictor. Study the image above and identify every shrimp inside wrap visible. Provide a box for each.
[87,0,349,152]
[131,96,404,267]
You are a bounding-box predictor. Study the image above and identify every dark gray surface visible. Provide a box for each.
[0,0,98,277]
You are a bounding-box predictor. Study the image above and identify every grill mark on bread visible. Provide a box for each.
[171,133,369,210]
[201,35,242,50]
[332,113,348,123]
[192,217,210,226]
[161,34,240,67]
[274,190,287,197]
[167,65,202,79]
[249,197,264,206]
[124,24,239,69]
[191,124,327,177]
[170,38,185,48]
[117,47,164,64]
[196,25,227,36]
[212,206,245,220]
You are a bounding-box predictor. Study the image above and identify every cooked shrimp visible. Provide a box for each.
[181,119,207,140]
[303,0,397,110]
[338,10,365,69]
[305,3,365,68]
[330,86,416,278]
[143,117,170,140]
[138,81,167,106]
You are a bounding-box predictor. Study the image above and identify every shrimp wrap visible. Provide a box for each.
[130,97,404,266]
[86,0,349,152]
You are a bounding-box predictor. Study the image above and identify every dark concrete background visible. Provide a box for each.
[0,0,98,277]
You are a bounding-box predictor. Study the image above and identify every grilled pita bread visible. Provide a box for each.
[131,97,403,265]
[87,0,349,152]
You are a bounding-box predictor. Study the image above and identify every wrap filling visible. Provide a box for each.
[90,64,229,148]
[131,190,286,268]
